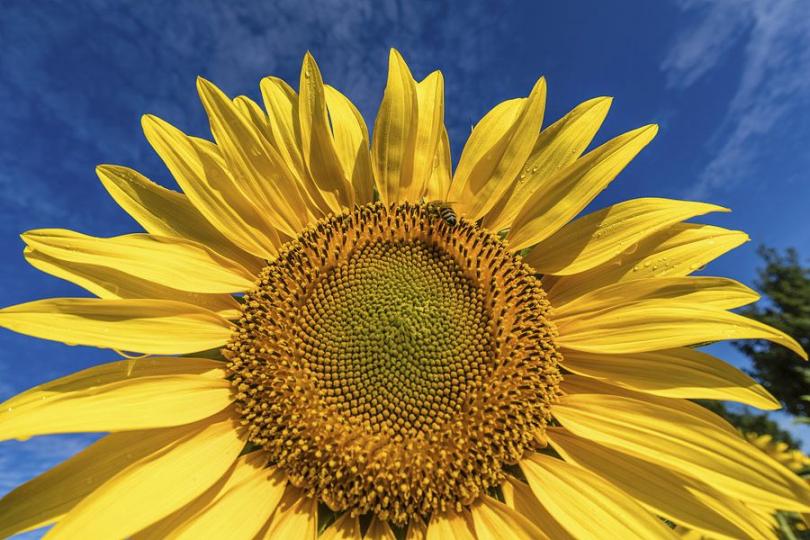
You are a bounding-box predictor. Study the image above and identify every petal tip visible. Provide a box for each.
[643,123,660,137]
[140,113,161,130]
[530,76,548,97]
[302,51,319,71]
[389,47,404,60]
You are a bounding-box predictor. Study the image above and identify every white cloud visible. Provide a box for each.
[0,435,97,498]
[0,0,506,232]
[662,0,810,198]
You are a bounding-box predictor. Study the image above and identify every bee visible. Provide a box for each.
[423,199,458,226]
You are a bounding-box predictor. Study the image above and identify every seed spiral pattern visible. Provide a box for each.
[225,202,562,525]
[303,240,491,437]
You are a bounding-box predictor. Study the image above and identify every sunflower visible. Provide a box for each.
[746,432,810,474]
[676,434,810,539]
[0,49,808,539]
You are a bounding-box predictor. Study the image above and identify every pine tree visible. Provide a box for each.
[735,247,810,416]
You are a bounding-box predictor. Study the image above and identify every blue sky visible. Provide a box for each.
[1,0,810,534]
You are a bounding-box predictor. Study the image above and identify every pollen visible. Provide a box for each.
[224,202,562,525]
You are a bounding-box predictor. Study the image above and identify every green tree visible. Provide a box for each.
[735,247,810,416]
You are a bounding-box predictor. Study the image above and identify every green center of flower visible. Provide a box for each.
[302,240,492,438]
[225,202,562,525]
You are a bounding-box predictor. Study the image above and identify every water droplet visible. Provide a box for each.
[643,261,651,268]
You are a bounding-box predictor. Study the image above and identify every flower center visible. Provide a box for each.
[225,202,562,525]
[304,239,492,438]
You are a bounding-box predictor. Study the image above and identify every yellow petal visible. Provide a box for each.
[166,453,286,539]
[426,509,476,540]
[448,98,523,204]
[261,486,317,540]
[405,70,445,202]
[547,427,754,540]
[545,223,749,306]
[193,136,287,245]
[142,114,280,259]
[46,412,244,539]
[552,392,810,511]
[0,429,178,538]
[261,76,332,219]
[555,276,760,320]
[508,124,658,251]
[132,466,233,539]
[0,357,230,440]
[96,165,260,271]
[694,496,778,540]
[24,247,241,319]
[526,198,728,275]
[450,78,547,220]
[371,49,418,205]
[501,478,574,540]
[484,96,611,232]
[197,77,308,236]
[556,302,807,359]
[559,374,739,435]
[562,347,779,409]
[320,513,361,540]
[260,78,306,174]
[233,95,271,135]
[298,53,354,211]
[521,453,678,539]
[405,516,427,540]
[324,84,374,205]
[470,496,546,540]
[0,298,233,355]
[23,229,255,294]
[424,127,452,202]
[366,516,397,539]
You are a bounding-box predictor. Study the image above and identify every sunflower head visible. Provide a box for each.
[226,201,562,523]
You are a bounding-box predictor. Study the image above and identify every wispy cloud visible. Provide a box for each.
[0,434,98,497]
[0,436,99,540]
[662,0,810,198]
[0,0,507,234]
